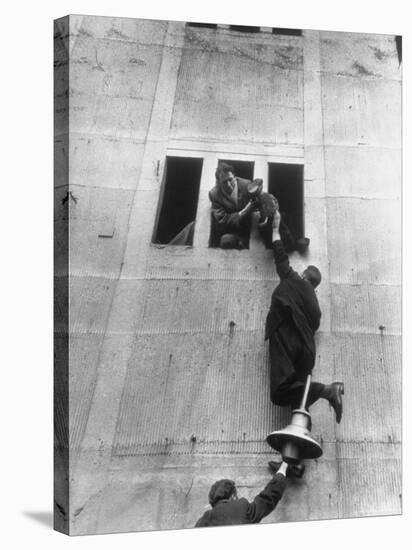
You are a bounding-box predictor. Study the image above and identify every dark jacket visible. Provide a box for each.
[265,240,321,359]
[208,178,252,246]
[209,177,251,228]
[195,473,287,527]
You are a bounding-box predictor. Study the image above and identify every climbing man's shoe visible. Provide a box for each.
[328,382,344,424]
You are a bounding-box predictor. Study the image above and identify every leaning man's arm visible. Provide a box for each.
[211,204,241,228]
[245,473,287,523]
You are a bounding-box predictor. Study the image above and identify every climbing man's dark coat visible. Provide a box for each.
[195,473,286,527]
[265,240,324,408]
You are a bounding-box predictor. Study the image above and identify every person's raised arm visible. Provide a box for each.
[271,209,281,242]
[272,211,293,279]
[244,462,288,523]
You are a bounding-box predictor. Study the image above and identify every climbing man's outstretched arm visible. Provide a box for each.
[271,211,295,280]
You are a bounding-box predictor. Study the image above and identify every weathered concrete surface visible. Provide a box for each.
[54,16,70,535]
[319,27,402,524]
[170,27,303,144]
[54,16,401,535]
[71,451,341,534]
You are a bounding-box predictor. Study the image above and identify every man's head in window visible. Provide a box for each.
[215,162,236,195]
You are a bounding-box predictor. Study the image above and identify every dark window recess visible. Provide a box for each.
[229,25,260,33]
[218,159,254,181]
[272,27,302,36]
[153,157,203,246]
[268,163,304,240]
[209,159,255,248]
[187,22,218,29]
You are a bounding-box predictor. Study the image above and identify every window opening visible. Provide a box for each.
[186,22,218,29]
[218,159,254,181]
[229,25,260,33]
[153,156,203,246]
[268,163,304,241]
[272,27,302,36]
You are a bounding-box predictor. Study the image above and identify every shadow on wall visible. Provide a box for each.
[23,511,53,529]
[395,36,402,65]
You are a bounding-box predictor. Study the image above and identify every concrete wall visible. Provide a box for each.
[54,16,401,535]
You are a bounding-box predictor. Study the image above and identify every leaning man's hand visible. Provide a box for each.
[240,200,254,217]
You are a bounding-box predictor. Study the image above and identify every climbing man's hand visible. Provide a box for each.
[272,209,281,230]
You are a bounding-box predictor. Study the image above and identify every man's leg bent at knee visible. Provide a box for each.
[272,379,323,409]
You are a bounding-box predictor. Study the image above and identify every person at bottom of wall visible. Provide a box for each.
[266,210,344,422]
[195,461,299,527]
